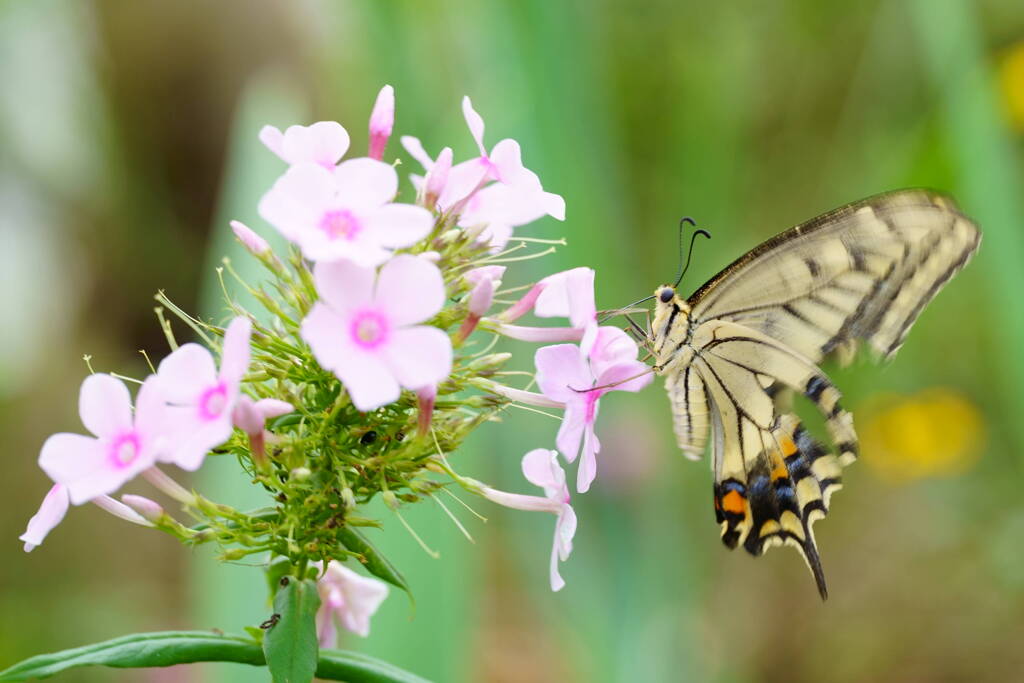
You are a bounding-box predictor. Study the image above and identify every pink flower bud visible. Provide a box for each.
[424,147,452,210]
[416,385,436,437]
[121,494,165,523]
[497,282,545,322]
[230,220,270,256]
[368,85,395,160]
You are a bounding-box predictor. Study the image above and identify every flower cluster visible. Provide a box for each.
[21,86,653,645]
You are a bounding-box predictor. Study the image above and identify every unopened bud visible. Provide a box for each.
[467,352,512,373]
[382,490,399,511]
[424,147,452,210]
[368,85,395,160]
[121,495,165,524]
[230,220,270,256]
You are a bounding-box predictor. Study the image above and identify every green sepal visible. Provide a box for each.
[262,577,321,683]
[0,630,431,682]
[337,526,414,606]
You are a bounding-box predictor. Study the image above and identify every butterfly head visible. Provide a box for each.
[650,285,691,372]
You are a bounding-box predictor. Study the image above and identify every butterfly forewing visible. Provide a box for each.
[687,190,981,365]
[653,189,980,599]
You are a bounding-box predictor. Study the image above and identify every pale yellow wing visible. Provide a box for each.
[687,190,980,365]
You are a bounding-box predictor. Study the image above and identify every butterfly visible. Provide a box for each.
[647,189,980,599]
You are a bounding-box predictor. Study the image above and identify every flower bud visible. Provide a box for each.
[368,85,395,160]
[121,494,165,524]
[424,147,452,210]
[230,220,271,256]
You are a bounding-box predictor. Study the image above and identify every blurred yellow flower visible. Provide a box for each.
[860,388,985,483]
[999,40,1024,132]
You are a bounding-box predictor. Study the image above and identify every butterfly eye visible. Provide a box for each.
[659,288,675,303]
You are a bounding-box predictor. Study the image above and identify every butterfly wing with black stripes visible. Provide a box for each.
[650,190,980,599]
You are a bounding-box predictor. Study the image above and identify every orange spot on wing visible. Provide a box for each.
[722,490,745,514]
[780,437,798,457]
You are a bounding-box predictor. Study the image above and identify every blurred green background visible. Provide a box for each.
[2,1,1024,681]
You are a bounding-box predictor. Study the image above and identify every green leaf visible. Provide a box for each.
[262,577,321,683]
[316,648,432,682]
[0,631,261,680]
[0,631,433,682]
[338,526,414,604]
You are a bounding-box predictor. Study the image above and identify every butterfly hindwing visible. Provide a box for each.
[652,189,980,598]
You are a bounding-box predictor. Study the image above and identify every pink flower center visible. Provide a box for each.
[318,209,362,241]
[349,310,390,350]
[108,431,142,470]
[198,382,229,420]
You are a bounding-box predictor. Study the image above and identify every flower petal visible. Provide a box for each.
[258,125,286,160]
[576,424,600,493]
[79,374,133,438]
[462,96,487,156]
[535,344,591,402]
[38,433,104,500]
[255,398,294,421]
[521,448,564,492]
[159,416,232,471]
[314,260,376,316]
[383,326,453,390]
[596,360,655,394]
[219,317,253,384]
[132,376,172,455]
[282,121,350,167]
[20,484,70,552]
[374,255,445,326]
[361,203,433,248]
[488,139,528,184]
[589,326,641,377]
[334,158,398,209]
[535,267,596,329]
[156,344,218,404]
[257,163,335,241]
[400,135,434,170]
[555,403,586,464]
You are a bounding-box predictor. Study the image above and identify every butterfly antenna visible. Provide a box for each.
[672,217,712,289]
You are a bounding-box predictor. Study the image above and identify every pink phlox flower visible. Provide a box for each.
[155,317,252,471]
[232,395,294,462]
[20,484,69,552]
[259,121,350,170]
[368,85,395,160]
[400,97,563,231]
[258,159,432,266]
[301,255,453,412]
[232,396,294,436]
[38,374,169,504]
[521,448,576,591]
[480,449,576,591]
[496,267,598,351]
[456,170,566,250]
[315,561,389,644]
[535,330,653,493]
